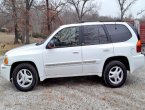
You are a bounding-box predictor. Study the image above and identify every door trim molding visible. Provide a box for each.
[45,60,97,67]
[45,61,82,67]
[83,60,96,64]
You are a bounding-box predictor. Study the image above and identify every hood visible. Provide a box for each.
[6,43,38,56]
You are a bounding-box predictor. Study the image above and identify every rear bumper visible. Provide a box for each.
[0,64,11,81]
[130,54,145,74]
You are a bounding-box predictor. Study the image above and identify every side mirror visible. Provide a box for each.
[47,41,55,49]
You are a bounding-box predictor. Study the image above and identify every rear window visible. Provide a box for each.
[128,24,140,40]
[105,24,132,43]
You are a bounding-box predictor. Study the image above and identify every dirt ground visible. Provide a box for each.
[0,63,145,110]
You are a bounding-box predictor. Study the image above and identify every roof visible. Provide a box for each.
[60,22,128,28]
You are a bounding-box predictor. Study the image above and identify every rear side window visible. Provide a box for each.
[83,25,108,45]
[105,24,132,43]
[128,24,140,40]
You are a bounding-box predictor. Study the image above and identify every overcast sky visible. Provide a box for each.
[97,0,145,18]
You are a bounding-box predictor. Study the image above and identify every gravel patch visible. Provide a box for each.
[0,58,145,110]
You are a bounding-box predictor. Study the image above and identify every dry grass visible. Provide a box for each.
[0,44,22,56]
[0,32,44,56]
[0,32,15,44]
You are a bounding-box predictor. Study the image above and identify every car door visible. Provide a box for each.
[43,26,83,77]
[81,24,114,76]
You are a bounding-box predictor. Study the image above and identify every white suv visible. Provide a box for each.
[1,22,144,91]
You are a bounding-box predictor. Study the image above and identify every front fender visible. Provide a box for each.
[9,54,46,81]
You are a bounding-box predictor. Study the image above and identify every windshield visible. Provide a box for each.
[36,39,46,46]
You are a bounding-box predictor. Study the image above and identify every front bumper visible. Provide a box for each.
[0,64,11,81]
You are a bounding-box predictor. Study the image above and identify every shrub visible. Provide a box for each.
[32,33,47,39]
[0,28,8,32]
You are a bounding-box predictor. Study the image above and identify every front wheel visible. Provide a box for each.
[12,63,38,91]
[103,61,127,88]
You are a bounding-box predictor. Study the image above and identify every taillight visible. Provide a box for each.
[136,40,142,53]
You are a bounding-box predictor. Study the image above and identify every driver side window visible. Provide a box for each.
[51,26,80,48]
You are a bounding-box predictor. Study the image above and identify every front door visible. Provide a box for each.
[43,26,83,77]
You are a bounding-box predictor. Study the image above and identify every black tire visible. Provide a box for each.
[103,61,127,88]
[12,63,38,92]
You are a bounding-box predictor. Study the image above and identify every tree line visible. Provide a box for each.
[0,0,143,44]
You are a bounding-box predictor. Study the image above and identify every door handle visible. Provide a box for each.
[73,51,79,54]
[103,49,110,52]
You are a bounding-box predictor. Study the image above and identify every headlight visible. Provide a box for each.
[3,56,8,65]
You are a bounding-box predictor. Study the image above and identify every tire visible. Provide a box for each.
[12,63,38,92]
[103,61,127,88]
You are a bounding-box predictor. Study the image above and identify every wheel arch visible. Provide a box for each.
[103,56,130,73]
[10,61,40,81]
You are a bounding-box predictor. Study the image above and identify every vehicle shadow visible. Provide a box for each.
[38,76,103,88]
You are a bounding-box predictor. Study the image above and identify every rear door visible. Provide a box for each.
[81,24,114,76]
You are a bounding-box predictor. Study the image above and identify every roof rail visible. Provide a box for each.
[78,21,97,23]
[99,20,123,22]
[78,20,124,23]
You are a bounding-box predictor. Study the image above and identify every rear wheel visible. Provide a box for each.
[12,63,38,91]
[103,61,127,88]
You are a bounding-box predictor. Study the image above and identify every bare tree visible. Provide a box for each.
[117,0,138,21]
[31,0,65,35]
[0,1,11,28]
[25,0,34,44]
[137,9,145,16]
[66,0,96,22]
[45,0,66,34]
[11,0,19,44]
[46,0,51,34]
[0,0,19,44]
